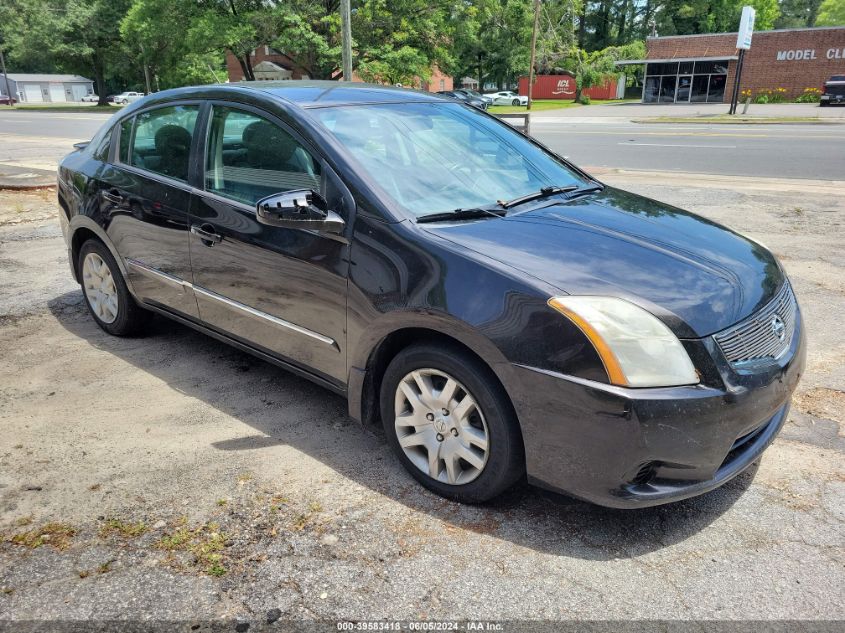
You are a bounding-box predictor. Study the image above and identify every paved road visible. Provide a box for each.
[2,109,844,180]
[531,117,845,181]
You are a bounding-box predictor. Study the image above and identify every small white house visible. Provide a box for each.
[1,73,95,103]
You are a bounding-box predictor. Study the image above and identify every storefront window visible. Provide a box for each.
[643,60,730,104]
[644,76,660,103]
[708,75,727,102]
[691,75,709,102]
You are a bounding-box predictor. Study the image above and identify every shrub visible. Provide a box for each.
[753,92,770,104]
[577,94,591,105]
[795,87,822,103]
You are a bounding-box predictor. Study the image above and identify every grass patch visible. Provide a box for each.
[13,104,119,113]
[98,518,148,539]
[155,521,228,576]
[489,99,581,114]
[290,501,323,531]
[8,522,76,550]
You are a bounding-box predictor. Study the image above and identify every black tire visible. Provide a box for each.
[78,238,151,336]
[380,343,524,503]
[512,98,520,106]
[819,101,829,107]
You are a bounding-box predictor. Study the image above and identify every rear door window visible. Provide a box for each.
[127,105,200,182]
[204,106,321,206]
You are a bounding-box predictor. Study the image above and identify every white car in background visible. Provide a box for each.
[80,94,99,102]
[113,91,145,104]
[486,91,529,106]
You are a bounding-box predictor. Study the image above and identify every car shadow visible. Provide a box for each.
[48,290,757,561]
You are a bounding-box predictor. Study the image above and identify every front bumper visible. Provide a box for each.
[512,312,806,508]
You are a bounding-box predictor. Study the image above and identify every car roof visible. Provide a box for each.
[116,81,451,122]
[237,80,444,108]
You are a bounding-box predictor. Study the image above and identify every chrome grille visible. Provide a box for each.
[713,283,797,366]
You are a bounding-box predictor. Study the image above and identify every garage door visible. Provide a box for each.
[49,84,66,102]
[71,84,89,101]
[23,84,42,103]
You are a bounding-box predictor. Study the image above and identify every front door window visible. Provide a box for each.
[204,106,321,206]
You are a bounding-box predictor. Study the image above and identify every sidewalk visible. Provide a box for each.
[0,164,56,190]
[531,101,845,119]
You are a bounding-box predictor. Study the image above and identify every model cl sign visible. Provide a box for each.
[777,48,845,61]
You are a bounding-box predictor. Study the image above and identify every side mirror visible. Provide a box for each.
[256,189,345,235]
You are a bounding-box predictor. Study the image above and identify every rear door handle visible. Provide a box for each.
[102,189,123,204]
[191,224,223,246]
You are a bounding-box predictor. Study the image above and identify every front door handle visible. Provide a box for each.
[102,189,123,204]
[191,224,223,246]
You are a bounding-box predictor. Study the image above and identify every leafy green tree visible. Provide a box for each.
[271,1,342,80]
[121,0,221,90]
[816,0,845,24]
[354,0,457,85]
[188,0,280,81]
[776,0,825,27]
[564,40,644,101]
[3,0,131,104]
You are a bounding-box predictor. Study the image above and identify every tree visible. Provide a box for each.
[816,0,845,24]
[121,0,221,90]
[565,40,644,101]
[188,0,280,82]
[3,0,132,104]
[271,1,342,80]
[776,0,825,27]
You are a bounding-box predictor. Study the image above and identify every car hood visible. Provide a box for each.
[422,186,784,337]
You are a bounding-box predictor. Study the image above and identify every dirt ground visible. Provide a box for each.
[0,173,843,626]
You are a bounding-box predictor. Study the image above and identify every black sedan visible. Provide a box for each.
[436,89,488,110]
[57,82,804,507]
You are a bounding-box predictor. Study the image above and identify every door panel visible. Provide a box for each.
[100,166,198,318]
[189,193,349,382]
[189,104,350,383]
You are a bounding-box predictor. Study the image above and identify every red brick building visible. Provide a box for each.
[225,47,452,91]
[619,26,845,103]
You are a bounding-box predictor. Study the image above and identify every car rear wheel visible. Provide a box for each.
[79,239,150,336]
[380,344,524,503]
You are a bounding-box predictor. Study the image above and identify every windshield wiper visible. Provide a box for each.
[416,207,506,223]
[500,185,578,209]
[501,183,605,209]
[566,184,604,199]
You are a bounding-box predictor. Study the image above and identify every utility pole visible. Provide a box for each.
[527,0,540,111]
[0,46,13,108]
[340,0,353,82]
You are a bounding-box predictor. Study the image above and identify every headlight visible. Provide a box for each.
[548,296,699,388]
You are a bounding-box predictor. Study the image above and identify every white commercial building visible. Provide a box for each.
[1,73,95,103]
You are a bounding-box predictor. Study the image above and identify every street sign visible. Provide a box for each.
[737,6,756,50]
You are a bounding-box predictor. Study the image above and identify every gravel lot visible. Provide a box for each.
[1,171,843,626]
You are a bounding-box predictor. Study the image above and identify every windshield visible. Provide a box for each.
[312,102,588,217]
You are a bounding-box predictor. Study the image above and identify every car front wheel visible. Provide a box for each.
[512,98,521,106]
[380,344,524,503]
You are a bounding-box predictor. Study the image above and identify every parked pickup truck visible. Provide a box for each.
[113,91,145,105]
[820,75,845,106]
